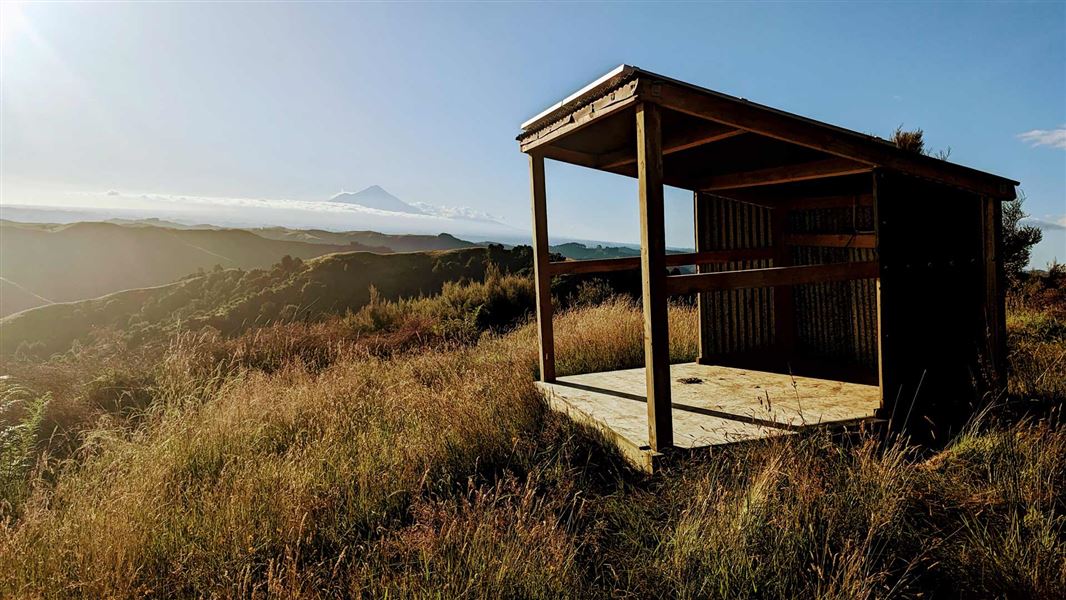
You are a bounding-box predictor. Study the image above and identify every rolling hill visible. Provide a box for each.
[0,245,534,357]
[0,220,367,317]
[0,216,657,319]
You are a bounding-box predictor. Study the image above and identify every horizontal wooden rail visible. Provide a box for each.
[548,247,774,276]
[665,260,879,295]
[783,233,876,249]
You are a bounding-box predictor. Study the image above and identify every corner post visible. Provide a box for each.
[872,169,892,418]
[982,196,1007,382]
[636,102,673,450]
[529,153,555,382]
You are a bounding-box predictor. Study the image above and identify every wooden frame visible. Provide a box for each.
[520,66,1014,451]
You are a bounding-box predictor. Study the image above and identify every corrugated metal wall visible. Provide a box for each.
[695,194,878,379]
[696,197,775,357]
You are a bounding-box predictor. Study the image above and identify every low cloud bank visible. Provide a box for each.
[11,190,521,239]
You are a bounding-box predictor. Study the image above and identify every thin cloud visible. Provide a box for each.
[64,189,520,237]
[412,202,502,223]
[1017,126,1066,149]
[1023,215,1066,231]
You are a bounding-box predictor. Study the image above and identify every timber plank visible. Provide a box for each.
[665,261,880,296]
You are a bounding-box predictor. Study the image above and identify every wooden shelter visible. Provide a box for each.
[519,65,1017,471]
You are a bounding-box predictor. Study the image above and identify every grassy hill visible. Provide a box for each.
[0,218,660,319]
[0,245,534,358]
[0,221,366,317]
[0,269,1062,598]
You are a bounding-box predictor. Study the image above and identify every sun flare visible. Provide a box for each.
[0,2,29,45]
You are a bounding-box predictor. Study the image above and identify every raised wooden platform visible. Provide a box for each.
[536,362,881,471]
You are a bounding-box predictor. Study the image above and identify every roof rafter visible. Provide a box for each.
[697,158,872,191]
[599,121,744,169]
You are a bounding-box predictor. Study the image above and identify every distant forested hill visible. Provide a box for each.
[0,245,533,357]
[249,227,478,253]
[549,242,641,260]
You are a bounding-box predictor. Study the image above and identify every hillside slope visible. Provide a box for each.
[0,245,533,357]
[0,221,374,316]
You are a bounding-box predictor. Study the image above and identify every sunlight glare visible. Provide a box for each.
[1,2,29,45]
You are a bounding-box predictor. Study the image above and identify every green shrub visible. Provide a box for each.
[0,384,49,516]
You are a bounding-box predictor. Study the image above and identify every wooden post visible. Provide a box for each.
[771,206,795,363]
[872,170,890,416]
[529,153,556,382]
[636,102,673,451]
[982,196,1006,382]
[694,191,714,364]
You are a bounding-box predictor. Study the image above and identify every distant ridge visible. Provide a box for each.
[329,185,425,215]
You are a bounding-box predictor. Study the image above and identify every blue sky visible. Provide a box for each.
[2,2,1064,264]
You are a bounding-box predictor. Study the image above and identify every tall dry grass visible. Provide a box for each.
[1,343,549,596]
[0,281,1062,598]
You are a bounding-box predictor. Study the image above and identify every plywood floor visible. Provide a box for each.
[537,363,881,469]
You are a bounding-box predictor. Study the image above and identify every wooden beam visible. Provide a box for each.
[783,233,877,249]
[549,256,641,276]
[636,102,673,451]
[599,122,744,169]
[529,154,556,382]
[698,158,872,192]
[539,145,601,168]
[548,248,774,276]
[650,79,1017,199]
[665,261,880,296]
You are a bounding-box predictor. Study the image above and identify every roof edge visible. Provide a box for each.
[519,64,638,133]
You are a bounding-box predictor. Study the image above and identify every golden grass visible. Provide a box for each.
[0,286,1063,598]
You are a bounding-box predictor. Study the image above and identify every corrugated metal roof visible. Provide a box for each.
[519,64,638,133]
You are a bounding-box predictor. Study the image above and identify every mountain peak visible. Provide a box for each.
[329,186,425,215]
